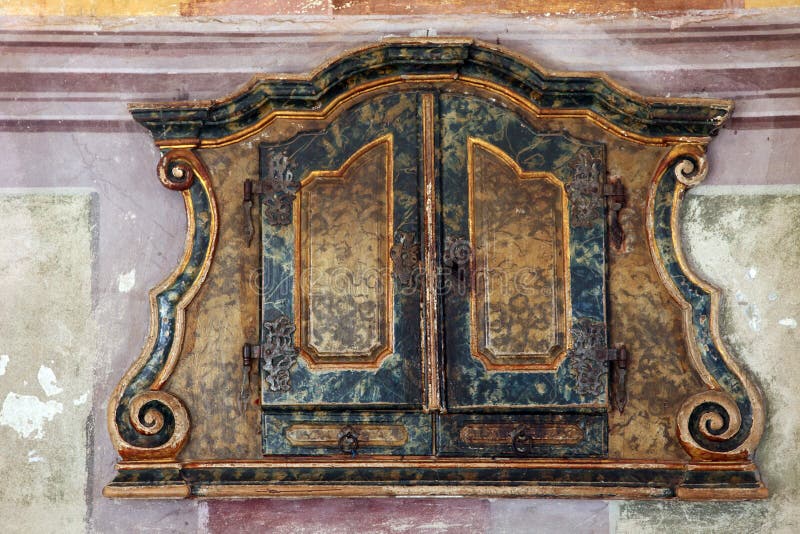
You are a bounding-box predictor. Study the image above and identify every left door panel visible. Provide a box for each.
[258,92,425,411]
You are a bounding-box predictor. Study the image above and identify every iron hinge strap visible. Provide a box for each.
[243,179,272,247]
[603,179,626,251]
[244,179,269,200]
[239,342,261,414]
[243,173,298,245]
[596,344,629,414]
[603,181,625,199]
[595,345,628,367]
[242,342,261,364]
[243,180,256,247]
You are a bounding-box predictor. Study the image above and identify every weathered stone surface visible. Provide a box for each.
[0,192,94,534]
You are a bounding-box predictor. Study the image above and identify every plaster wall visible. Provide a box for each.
[0,12,798,533]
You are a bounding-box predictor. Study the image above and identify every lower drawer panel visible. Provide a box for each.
[262,411,433,456]
[436,412,607,458]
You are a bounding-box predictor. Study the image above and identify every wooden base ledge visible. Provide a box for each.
[104,458,767,500]
[102,483,190,499]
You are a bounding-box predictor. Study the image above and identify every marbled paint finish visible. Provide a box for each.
[114,175,214,449]
[259,91,424,408]
[111,40,767,497]
[129,40,731,145]
[158,90,729,466]
[652,163,755,454]
[440,92,607,409]
[298,142,391,362]
[436,412,607,457]
[168,143,264,460]
[262,411,433,456]
[471,142,567,364]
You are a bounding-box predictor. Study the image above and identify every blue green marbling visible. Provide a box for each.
[652,163,753,453]
[130,41,730,143]
[262,411,433,456]
[115,173,213,448]
[436,412,607,458]
[440,93,608,409]
[260,92,424,408]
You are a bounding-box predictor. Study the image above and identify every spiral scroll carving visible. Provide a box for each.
[157,149,197,190]
[673,152,707,187]
[108,147,217,462]
[677,391,748,460]
[649,144,764,461]
[120,391,190,460]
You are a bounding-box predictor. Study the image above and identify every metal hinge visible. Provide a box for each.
[240,315,299,413]
[597,344,628,414]
[243,179,268,247]
[244,153,300,245]
[239,341,259,413]
[603,178,626,251]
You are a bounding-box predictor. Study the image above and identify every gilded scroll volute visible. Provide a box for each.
[648,143,765,462]
[107,148,218,464]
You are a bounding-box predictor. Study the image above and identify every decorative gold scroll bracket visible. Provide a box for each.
[647,143,765,461]
[106,148,218,463]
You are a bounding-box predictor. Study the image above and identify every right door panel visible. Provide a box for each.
[439,92,609,411]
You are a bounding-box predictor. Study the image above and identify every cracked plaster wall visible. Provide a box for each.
[0,192,95,533]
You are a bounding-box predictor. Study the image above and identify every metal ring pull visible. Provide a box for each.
[338,425,360,455]
[511,425,532,455]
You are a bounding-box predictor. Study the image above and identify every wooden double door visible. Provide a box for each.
[257,87,612,458]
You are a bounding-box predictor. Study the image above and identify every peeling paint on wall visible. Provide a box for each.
[0,14,799,533]
[616,186,800,532]
[37,365,64,397]
[0,392,63,440]
[0,192,95,534]
[117,268,136,293]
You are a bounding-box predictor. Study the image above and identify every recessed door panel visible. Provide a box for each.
[298,138,393,367]
[470,139,569,370]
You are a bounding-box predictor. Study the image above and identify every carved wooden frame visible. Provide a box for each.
[292,135,395,369]
[467,137,571,371]
[105,38,766,499]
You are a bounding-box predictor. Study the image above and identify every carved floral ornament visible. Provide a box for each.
[105,39,765,499]
[565,150,604,227]
[261,315,299,393]
[262,153,299,227]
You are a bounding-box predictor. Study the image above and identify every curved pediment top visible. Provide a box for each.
[130,38,732,148]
